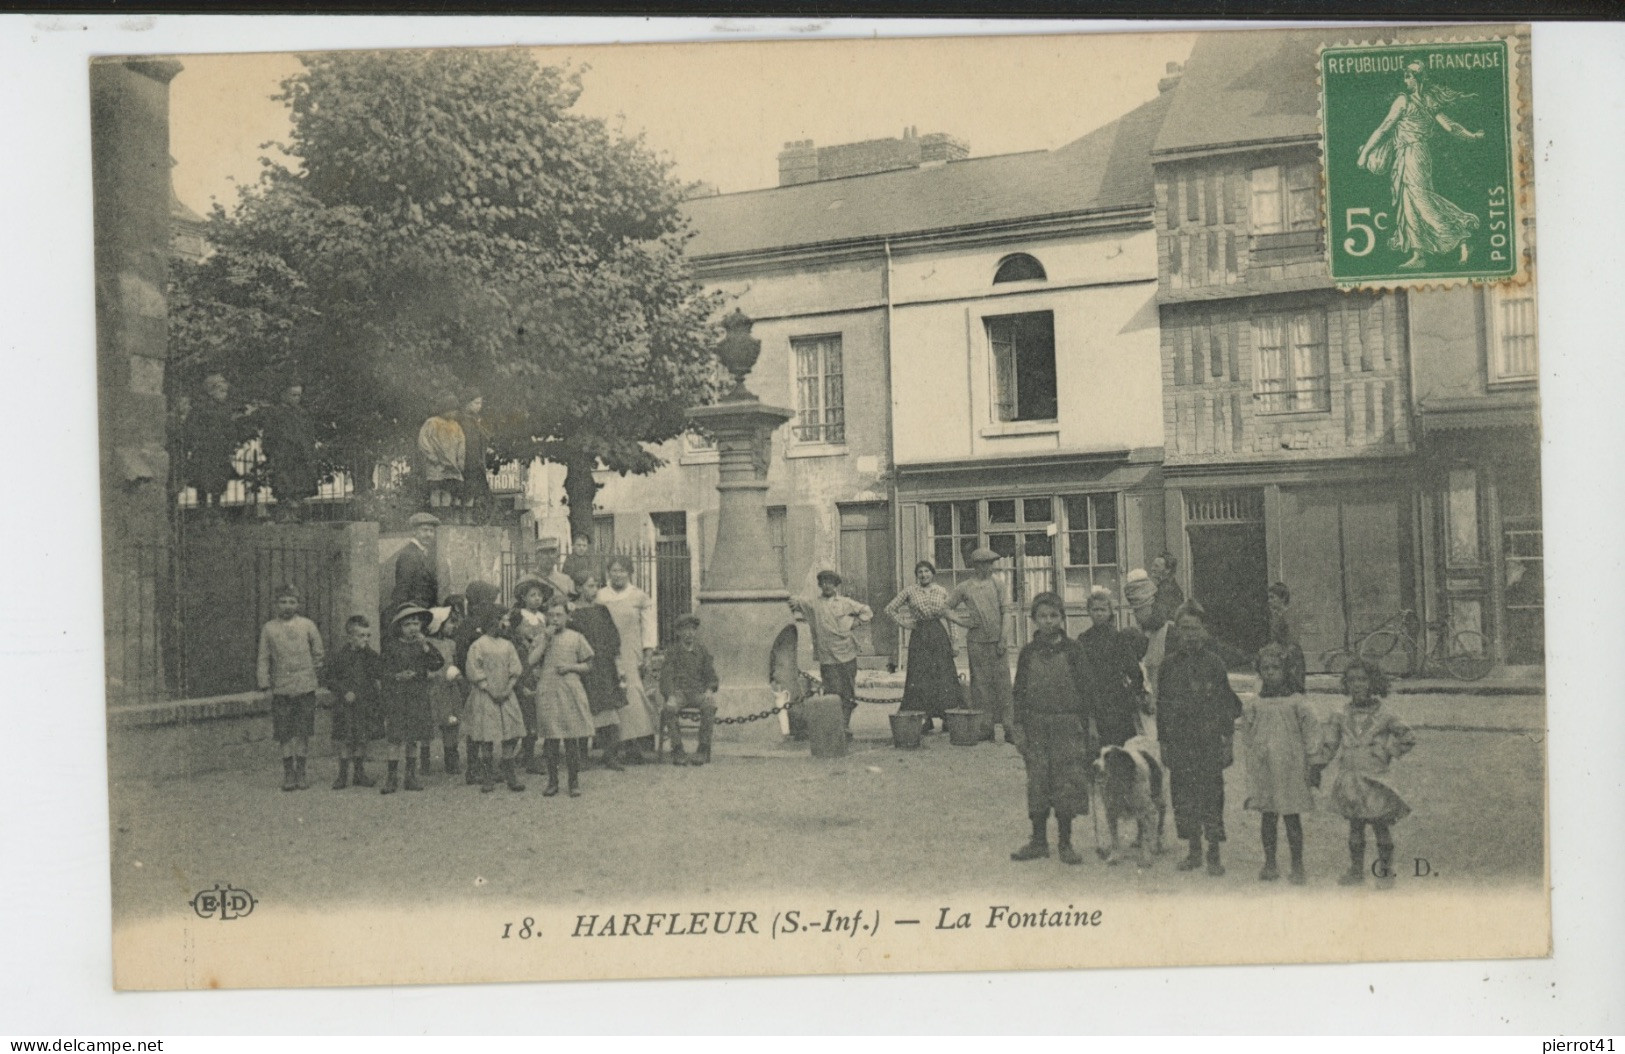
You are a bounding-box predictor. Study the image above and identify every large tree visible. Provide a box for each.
[170,48,725,532]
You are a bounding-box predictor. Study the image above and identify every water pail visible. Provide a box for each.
[889,711,926,749]
[805,694,848,758]
[945,708,981,747]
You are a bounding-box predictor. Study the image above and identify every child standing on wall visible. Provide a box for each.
[323,614,382,790]
[257,584,325,792]
[1318,658,1416,889]
[379,605,445,794]
[1240,643,1320,884]
[1008,592,1098,866]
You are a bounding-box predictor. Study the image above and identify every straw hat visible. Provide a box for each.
[408,512,441,528]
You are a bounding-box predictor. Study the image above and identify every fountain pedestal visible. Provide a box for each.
[690,312,797,742]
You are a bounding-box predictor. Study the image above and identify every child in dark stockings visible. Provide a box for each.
[1316,659,1416,888]
[1240,644,1319,884]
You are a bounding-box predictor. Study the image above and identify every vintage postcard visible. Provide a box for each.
[96,23,1548,991]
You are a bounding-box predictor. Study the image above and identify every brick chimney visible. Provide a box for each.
[777,140,819,186]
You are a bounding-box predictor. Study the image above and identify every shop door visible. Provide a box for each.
[838,503,896,657]
[986,497,1058,650]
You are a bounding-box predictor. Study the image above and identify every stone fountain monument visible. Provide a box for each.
[690,310,796,738]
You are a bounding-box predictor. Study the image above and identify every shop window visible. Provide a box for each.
[985,311,1058,423]
[1253,309,1330,413]
[792,334,845,444]
[1445,468,1481,568]
[928,500,980,572]
[1502,519,1544,664]
[993,253,1047,283]
[1488,285,1538,384]
[1062,493,1121,608]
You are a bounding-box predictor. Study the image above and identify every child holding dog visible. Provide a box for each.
[1317,658,1416,889]
[1240,643,1319,884]
[1008,592,1098,866]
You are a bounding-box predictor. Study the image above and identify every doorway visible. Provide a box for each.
[838,503,897,657]
[985,497,1058,650]
[1184,489,1269,660]
[650,511,691,647]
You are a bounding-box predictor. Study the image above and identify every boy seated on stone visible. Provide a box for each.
[658,614,719,767]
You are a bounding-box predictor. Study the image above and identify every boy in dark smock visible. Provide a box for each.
[1009,592,1098,866]
[1158,601,1244,876]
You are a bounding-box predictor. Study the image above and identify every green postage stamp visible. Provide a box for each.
[1321,38,1519,287]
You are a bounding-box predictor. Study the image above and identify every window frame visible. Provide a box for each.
[983,310,1059,425]
[789,333,846,447]
[1251,307,1331,415]
[1485,284,1538,386]
[992,253,1047,284]
[1249,160,1320,236]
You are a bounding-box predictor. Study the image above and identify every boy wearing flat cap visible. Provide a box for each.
[947,547,1016,743]
[789,570,873,730]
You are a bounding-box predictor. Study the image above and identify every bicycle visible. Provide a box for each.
[1320,608,1492,682]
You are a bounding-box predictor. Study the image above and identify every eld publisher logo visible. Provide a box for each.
[190,883,256,921]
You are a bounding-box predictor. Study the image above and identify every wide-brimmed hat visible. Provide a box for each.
[512,577,553,602]
[1123,568,1158,608]
[816,569,842,586]
[968,546,1001,564]
[408,512,441,528]
[390,604,433,627]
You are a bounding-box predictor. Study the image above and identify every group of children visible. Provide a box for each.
[255,569,723,798]
[1008,587,1417,888]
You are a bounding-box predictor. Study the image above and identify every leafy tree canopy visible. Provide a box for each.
[170,47,726,531]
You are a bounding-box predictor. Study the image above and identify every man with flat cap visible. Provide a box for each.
[946,546,1016,744]
[789,569,873,731]
[391,512,441,612]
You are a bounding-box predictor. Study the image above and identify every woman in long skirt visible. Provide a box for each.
[596,555,659,762]
[884,560,962,731]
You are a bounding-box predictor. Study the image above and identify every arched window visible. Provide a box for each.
[993,253,1047,284]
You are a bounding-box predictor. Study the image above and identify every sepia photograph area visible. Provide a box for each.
[94,25,1547,990]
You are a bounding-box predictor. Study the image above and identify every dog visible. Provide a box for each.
[1093,736,1167,867]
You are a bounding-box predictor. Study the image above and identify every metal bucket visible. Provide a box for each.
[889,711,926,749]
[944,708,982,747]
[805,694,848,758]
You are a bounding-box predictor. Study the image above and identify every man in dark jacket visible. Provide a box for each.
[258,382,319,522]
[391,512,440,612]
[182,372,242,515]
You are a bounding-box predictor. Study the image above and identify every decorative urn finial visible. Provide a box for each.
[716,308,761,397]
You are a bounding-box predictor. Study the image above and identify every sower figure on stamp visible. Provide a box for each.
[946,547,1016,744]
[1009,592,1099,867]
[181,371,244,519]
[257,381,319,523]
[789,570,873,733]
[1157,600,1243,877]
[1357,60,1485,271]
